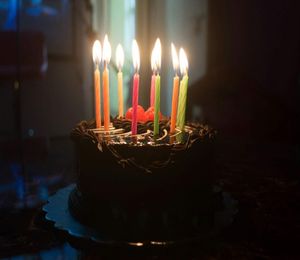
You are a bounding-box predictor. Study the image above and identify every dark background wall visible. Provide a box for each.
[189,0,299,142]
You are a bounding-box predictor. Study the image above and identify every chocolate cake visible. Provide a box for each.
[68,118,218,241]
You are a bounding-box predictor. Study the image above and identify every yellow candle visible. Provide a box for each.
[116,44,124,118]
[102,35,111,132]
[92,40,102,128]
[117,71,123,117]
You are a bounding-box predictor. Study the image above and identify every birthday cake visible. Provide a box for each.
[68,111,218,240]
[66,36,220,241]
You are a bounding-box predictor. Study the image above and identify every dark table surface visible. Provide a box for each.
[0,140,299,259]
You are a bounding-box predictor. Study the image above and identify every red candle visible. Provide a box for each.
[150,73,156,107]
[131,73,140,135]
[131,39,140,135]
[170,43,180,134]
[170,76,179,133]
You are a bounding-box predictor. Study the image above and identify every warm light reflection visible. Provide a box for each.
[102,34,111,64]
[92,40,101,65]
[116,44,124,70]
[132,39,140,72]
[153,38,162,72]
[171,43,179,72]
[179,48,188,75]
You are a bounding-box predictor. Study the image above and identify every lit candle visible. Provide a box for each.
[116,44,124,118]
[170,43,179,134]
[131,39,140,135]
[153,38,161,136]
[102,34,111,132]
[177,48,189,131]
[150,47,157,107]
[92,40,102,128]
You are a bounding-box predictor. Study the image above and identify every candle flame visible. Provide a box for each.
[102,34,111,64]
[92,40,102,65]
[171,43,179,72]
[153,38,161,71]
[116,44,124,70]
[179,48,188,75]
[132,39,140,71]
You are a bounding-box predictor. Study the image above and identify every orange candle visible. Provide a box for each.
[102,35,111,132]
[170,43,179,134]
[92,40,102,128]
[103,67,110,131]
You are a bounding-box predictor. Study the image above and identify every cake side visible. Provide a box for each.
[68,118,218,235]
[70,119,217,208]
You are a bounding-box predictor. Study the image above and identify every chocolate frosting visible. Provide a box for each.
[70,118,216,174]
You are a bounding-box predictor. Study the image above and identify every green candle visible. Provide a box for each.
[176,79,183,128]
[177,48,189,131]
[154,74,161,136]
[177,75,188,130]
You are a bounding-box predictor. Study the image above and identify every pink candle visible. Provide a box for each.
[131,39,140,135]
[131,73,139,135]
[150,73,156,107]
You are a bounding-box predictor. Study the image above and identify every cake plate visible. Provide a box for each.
[43,184,238,248]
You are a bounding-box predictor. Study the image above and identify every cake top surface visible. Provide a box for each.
[71,118,216,174]
[71,117,216,147]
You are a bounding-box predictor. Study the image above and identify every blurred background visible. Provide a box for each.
[0,0,299,258]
